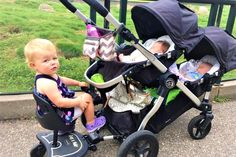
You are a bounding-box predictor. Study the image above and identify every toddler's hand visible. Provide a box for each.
[79,81,88,87]
[76,96,88,111]
[79,101,88,111]
[77,93,92,111]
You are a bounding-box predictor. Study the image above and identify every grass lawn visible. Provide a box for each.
[0,0,235,93]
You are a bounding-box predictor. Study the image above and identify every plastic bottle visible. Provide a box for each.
[86,24,100,37]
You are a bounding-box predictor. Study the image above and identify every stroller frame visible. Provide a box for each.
[63,0,212,130]
[61,0,215,146]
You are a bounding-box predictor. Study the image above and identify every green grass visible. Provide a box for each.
[0,0,235,93]
[0,0,90,92]
[214,95,231,103]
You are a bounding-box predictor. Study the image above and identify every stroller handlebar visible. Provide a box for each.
[83,0,109,17]
[59,0,77,13]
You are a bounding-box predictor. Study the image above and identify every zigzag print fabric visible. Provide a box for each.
[83,25,116,60]
[99,33,116,60]
[83,37,99,59]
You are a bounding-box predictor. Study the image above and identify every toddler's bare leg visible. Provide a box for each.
[82,93,95,124]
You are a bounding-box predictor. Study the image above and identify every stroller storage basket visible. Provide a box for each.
[105,91,193,135]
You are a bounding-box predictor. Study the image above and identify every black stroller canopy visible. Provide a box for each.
[131,0,204,53]
[205,27,236,72]
[187,26,236,73]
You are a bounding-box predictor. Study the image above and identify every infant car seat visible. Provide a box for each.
[30,92,88,157]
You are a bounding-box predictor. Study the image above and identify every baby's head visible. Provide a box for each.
[197,62,213,74]
[24,38,58,74]
[149,40,170,54]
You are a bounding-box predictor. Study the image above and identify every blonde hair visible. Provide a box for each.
[24,38,57,66]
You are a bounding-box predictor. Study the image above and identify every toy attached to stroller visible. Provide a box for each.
[31,0,236,156]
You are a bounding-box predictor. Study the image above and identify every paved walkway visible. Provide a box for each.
[0,100,236,157]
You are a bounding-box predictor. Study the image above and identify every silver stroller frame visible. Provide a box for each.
[59,0,214,131]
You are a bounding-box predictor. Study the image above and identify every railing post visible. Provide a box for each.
[104,0,110,28]
[216,3,224,27]
[90,7,96,23]
[208,3,219,26]
[118,0,128,44]
[226,4,236,34]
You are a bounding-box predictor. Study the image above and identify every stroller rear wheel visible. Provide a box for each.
[188,115,212,140]
[117,130,159,157]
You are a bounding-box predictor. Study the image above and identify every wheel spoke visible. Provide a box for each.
[195,129,202,137]
[128,141,151,157]
[139,141,150,150]
[127,147,137,156]
[137,141,151,157]
[143,148,151,156]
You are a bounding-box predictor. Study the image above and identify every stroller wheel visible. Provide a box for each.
[30,143,46,157]
[117,130,159,157]
[188,115,212,140]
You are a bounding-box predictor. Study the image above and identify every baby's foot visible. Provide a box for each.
[86,116,106,133]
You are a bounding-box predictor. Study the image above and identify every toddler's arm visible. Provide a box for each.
[60,76,88,87]
[37,78,86,109]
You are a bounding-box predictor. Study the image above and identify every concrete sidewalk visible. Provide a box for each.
[0,100,236,157]
[1,80,236,120]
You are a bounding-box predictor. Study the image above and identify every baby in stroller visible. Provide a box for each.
[104,54,220,115]
[169,55,220,82]
[116,35,219,83]
[118,35,174,63]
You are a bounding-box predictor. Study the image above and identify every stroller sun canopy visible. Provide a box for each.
[131,0,204,53]
[187,27,236,73]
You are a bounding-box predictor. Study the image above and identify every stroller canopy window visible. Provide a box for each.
[131,0,204,53]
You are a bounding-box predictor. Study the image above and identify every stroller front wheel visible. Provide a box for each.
[117,130,159,157]
[188,115,212,140]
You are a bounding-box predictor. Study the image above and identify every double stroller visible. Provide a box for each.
[31,0,236,156]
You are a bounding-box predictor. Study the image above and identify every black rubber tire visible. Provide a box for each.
[117,130,159,157]
[30,143,46,157]
[188,115,212,140]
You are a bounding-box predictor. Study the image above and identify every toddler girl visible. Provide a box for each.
[24,38,106,133]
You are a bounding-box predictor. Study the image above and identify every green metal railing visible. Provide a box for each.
[179,0,236,34]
